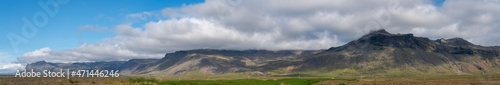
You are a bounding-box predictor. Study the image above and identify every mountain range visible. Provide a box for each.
[26,29,500,77]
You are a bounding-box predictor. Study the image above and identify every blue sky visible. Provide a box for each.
[0,0,445,61]
[2,0,500,74]
[0,0,203,62]
[432,0,445,7]
[0,0,203,74]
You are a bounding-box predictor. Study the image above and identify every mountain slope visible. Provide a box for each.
[130,49,322,76]
[289,29,500,76]
[25,29,500,77]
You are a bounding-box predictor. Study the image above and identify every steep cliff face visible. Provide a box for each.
[295,29,500,75]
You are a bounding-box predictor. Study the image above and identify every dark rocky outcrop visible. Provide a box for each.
[299,29,500,75]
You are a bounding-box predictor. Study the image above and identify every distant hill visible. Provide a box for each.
[26,60,126,72]
[26,50,322,76]
[26,29,500,77]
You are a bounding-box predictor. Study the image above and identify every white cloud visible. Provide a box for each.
[410,22,463,39]
[78,25,109,32]
[18,0,500,63]
[22,47,51,57]
[18,17,343,63]
[126,12,160,22]
[18,46,163,63]
[0,52,24,74]
[115,24,142,37]
[0,64,23,73]
[127,12,153,20]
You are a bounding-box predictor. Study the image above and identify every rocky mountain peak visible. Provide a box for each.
[435,37,475,47]
[446,38,474,46]
[345,29,434,50]
[358,29,414,40]
[30,60,47,65]
[369,29,390,34]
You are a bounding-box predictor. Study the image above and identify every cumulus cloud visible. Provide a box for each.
[18,0,500,63]
[18,17,342,63]
[18,45,163,63]
[0,53,23,74]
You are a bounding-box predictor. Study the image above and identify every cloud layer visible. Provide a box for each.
[0,53,23,74]
[17,0,500,63]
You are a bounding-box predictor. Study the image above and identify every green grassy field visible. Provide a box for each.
[1,75,500,85]
[128,77,337,85]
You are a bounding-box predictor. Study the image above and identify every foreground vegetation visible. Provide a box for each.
[1,75,500,85]
[129,78,335,85]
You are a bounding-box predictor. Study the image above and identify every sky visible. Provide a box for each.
[0,0,204,74]
[1,0,499,74]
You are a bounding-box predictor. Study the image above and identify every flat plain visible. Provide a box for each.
[1,75,500,85]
